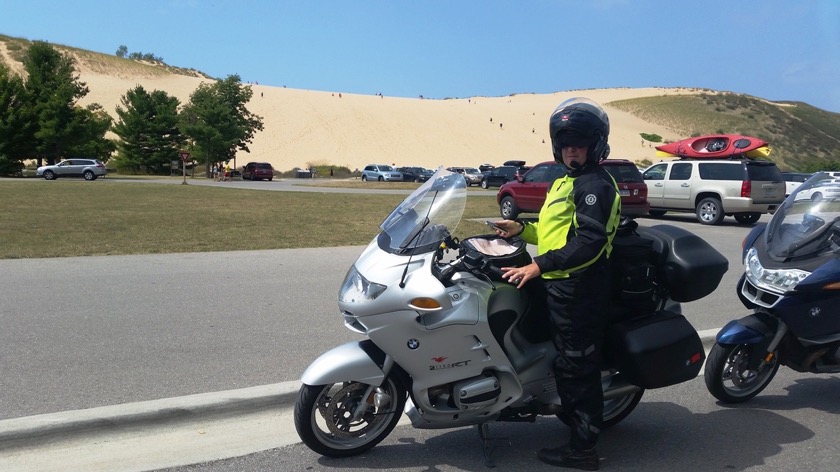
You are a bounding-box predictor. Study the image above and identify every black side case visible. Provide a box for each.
[604,310,706,389]
[640,224,729,302]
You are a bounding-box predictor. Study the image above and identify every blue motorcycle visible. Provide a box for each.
[705,172,840,403]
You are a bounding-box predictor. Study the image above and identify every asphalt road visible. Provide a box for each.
[154,369,840,472]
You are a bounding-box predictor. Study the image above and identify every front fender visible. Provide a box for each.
[716,313,776,346]
[300,340,386,386]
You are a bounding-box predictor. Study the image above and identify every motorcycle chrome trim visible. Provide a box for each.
[301,341,385,386]
[741,276,784,308]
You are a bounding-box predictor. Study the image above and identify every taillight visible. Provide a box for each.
[741,180,751,197]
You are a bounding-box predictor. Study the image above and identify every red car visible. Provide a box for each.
[496,159,649,220]
[242,162,274,181]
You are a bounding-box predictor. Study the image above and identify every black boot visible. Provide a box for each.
[537,445,599,470]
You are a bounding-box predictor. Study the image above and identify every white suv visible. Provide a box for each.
[642,159,785,225]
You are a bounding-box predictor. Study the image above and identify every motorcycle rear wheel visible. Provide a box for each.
[704,343,779,403]
[294,378,406,457]
[603,389,645,428]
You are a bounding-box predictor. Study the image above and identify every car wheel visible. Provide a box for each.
[83,170,95,181]
[268,177,273,181]
[734,213,761,225]
[361,175,367,181]
[696,197,724,225]
[43,170,55,180]
[500,196,520,220]
[378,176,384,182]
[648,209,667,217]
[811,192,823,201]
[481,180,489,189]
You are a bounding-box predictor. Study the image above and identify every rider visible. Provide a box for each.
[494,98,621,470]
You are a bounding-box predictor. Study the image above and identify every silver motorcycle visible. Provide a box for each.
[294,167,726,462]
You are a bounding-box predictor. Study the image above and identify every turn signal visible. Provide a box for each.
[409,297,442,310]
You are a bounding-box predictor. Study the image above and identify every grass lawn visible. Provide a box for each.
[0,179,500,259]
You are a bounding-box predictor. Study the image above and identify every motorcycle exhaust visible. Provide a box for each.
[603,382,642,400]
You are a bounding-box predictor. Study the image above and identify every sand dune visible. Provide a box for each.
[27,48,702,172]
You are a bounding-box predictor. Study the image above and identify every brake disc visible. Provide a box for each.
[323,383,376,438]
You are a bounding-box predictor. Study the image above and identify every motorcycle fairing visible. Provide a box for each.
[301,341,386,386]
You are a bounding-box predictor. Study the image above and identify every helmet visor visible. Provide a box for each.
[555,130,596,148]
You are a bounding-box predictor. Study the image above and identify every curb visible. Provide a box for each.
[0,381,301,447]
[1,330,719,447]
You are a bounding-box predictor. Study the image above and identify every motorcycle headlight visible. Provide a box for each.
[745,247,810,292]
[338,266,387,303]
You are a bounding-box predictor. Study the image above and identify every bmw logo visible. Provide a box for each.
[407,339,420,350]
[809,307,821,318]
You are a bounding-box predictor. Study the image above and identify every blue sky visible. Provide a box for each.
[2,0,839,112]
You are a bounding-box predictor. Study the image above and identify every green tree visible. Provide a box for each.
[179,74,264,172]
[23,41,90,166]
[116,45,128,58]
[0,63,34,175]
[112,85,183,174]
[65,103,116,161]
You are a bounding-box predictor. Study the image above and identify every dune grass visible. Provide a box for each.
[0,180,499,259]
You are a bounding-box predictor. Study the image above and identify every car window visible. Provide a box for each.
[604,164,643,183]
[698,163,744,180]
[669,163,693,180]
[643,163,667,180]
[523,164,550,183]
[545,163,566,182]
[784,173,810,183]
[745,163,783,181]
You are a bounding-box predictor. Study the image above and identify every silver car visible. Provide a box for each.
[36,159,107,181]
[361,164,402,182]
[447,166,483,186]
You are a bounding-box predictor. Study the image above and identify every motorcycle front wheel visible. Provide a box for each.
[294,377,406,457]
[704,343,780,403]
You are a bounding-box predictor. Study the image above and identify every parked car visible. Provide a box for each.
[642,158,785,225]
[242,162,274,181]
[782,172,812,196]
[396,166,433,182]
[447,166,483,186]
[36,159,106,181]
[600,159,650,217]
[480,162,531,189]
[361,164,402,182]
[496,159,649,220]
[793,178,840,201]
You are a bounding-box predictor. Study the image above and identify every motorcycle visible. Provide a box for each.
[705,172,840,403]
[294,168,728,463]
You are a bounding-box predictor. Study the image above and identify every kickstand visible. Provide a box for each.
[476,423,510,468]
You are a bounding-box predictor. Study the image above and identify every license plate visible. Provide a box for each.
[619,189,630,196]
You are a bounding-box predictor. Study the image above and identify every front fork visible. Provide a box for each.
[351,356,395,422]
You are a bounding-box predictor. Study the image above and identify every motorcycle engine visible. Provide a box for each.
[452,374,501,409]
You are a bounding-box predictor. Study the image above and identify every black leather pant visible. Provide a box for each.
[544,260,609,451]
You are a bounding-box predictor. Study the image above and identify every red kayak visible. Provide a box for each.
[655,134,771,159]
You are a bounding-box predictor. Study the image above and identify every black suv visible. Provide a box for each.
[480,165,520,189]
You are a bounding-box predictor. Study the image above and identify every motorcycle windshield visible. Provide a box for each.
[378,167,467,254]
[767,172,840,259]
